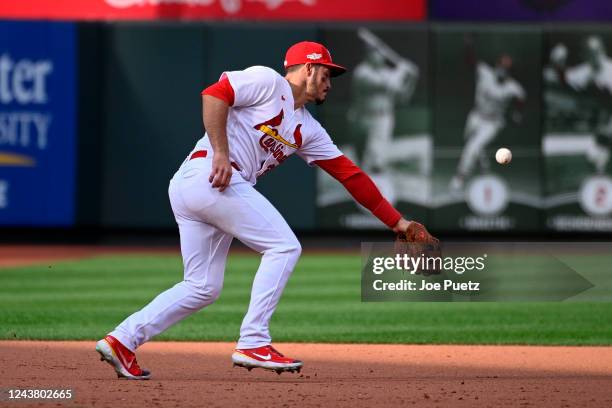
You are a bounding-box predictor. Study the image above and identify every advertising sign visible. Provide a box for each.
[431,0,612,21]
[0,0,425,21]
[316,27,431,229]
[543,29,612,231]
[431,27,543,232]
[0,22,77,226]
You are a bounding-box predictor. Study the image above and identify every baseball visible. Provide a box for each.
[495,148,512,165]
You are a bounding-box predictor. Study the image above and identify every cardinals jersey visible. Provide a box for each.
[194,65,342,185]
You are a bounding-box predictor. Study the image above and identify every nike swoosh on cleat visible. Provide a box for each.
[251,352,272,360]
[107,340,133,370]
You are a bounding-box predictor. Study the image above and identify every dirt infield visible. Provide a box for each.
[0,245,179,268]
[1,341,611,408]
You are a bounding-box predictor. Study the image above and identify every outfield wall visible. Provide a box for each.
[1,21,612,234]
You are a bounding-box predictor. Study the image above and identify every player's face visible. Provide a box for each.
[307,65,331,105]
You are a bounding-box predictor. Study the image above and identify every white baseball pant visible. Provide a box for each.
[110,154,301,351]
[362,112,394,171]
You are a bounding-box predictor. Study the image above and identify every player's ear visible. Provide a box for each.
[305,63,315,77]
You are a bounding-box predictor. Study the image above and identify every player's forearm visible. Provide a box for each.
[203,95,230,156]
[343,173,402,227]
[356,74,391,91]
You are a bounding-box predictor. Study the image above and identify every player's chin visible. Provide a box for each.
[315,96,327,105]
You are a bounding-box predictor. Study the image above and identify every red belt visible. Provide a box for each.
[190,150,207,159]
[189,150,241,171]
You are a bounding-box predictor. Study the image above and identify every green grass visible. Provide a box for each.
[0,253,611,345]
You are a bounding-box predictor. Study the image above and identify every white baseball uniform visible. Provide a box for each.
[565,57,612,172]
[457,62,525,176]
[352,61,417,171]
[110,66,343,351]
[566,57,612,93]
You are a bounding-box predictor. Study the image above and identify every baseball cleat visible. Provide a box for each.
[232,345,303,374]
[95,335,151,380]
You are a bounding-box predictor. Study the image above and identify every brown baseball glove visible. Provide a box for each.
[395,221,441,275]
[396,221,439,245]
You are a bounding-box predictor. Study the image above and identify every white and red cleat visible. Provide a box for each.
[95,335,151,380]
[232,345,303,374]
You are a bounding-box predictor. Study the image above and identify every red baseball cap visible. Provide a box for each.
[284,41,347,77]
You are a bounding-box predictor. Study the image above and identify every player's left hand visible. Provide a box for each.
[392,217,411,234]
[209,153,233,192]
[394,219,441,275]
[393,218,438,245]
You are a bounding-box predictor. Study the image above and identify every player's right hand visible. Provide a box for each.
[209,153,232,192]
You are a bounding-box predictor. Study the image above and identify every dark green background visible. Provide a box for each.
[543,28,612,228]
[86,23,318,229]
[543,30,612,185]
[317,26,431,227]
[431,26,543,232]
[72,23,612,233]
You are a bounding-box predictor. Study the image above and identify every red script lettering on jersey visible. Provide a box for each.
[254,112,303,176]
[255,111,303,165]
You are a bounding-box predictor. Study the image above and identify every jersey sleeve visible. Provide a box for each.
[201,75,235,105]
[354,64,390,89]
[354,63,408,92]
[476,62,491,80]
[566,64,591,91]
[223,66,278,108]
[511,81,526,100]
[296,114,342,165]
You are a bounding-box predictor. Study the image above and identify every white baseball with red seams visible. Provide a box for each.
[109,66,342,353]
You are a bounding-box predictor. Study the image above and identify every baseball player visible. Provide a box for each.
[349,35,419,174]
[563,36,612,173]
[450,37,526,191]
[95,41,435,379]
[543,43,578,130]
[565,36,612,94]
